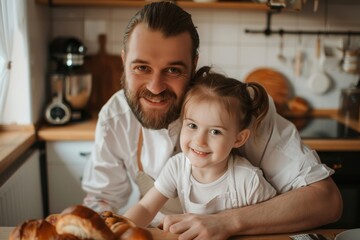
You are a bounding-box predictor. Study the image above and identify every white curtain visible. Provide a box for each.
[0,0,18,119]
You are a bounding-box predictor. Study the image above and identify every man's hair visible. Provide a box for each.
[123,1,200,61]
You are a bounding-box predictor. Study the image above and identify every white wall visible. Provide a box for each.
[49,1,360,110]
[1,0,49,124]
[2,1,359,125]
[27,0,51,124]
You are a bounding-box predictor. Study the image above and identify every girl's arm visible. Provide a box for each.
[124,186,169,227]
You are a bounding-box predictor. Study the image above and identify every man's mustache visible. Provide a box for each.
[138,89,177,100]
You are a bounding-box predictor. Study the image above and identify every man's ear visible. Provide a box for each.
[192,55,199,75]
[233,129,250,148]
[193,55,199,69]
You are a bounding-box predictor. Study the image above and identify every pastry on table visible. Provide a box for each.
[9,205,153,240]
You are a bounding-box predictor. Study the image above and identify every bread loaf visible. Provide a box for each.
[9,205,153,240]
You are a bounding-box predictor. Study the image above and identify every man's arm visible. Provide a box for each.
[163,177,342,240]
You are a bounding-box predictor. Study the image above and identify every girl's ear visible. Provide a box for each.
[233,129,250,148]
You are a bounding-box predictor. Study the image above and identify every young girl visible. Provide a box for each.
[124,66,277,227]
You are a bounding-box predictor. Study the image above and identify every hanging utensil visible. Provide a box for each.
[313,0,319,12]
[278,33,287,63]
[308,35,331,94]
[293,34,304,77]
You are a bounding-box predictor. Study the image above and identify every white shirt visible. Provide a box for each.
[154,153,277,214]
[82,89,334,213]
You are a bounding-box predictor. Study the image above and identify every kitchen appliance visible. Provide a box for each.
[287,117,360,139]
[45,37,92,125]
[339,80,360,122]
[266,0,302,11]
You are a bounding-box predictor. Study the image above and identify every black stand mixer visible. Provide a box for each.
[45,37,92,125]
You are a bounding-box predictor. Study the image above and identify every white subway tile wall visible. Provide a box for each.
[51,2,360,109]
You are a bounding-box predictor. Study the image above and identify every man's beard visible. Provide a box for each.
[124,85,183,130]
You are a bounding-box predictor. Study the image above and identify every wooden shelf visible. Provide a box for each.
[35,0,268,10]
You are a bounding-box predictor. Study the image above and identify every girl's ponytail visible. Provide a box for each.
[245,82,269,134]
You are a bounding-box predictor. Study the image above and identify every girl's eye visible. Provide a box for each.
[210,129,222,135]
[187,123,197,129]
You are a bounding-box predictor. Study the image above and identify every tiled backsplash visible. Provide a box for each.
[51,1,360,109]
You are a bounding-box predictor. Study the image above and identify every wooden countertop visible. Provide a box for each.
[0,226,346,240]
[0,125,36,177]
[230,229,344,240]
[37,109,360,151]
[37,116,97,141]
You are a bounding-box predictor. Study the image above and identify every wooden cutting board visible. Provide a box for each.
[0,227,177,240]
[84,34,123,112]
[244,68,291,115]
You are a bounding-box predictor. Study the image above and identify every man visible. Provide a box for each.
[82,1,342,240]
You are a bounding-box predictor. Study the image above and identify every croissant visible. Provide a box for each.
[56,205,114,240]
[9,219,58,240]
[45,213,61,226]
[9,205,153,240]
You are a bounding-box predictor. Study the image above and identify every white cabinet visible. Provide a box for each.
[46,141,93,214]
[0,150,43,226]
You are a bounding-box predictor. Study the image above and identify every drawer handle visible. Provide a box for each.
[332,163,342,170]
[79,152,91,158]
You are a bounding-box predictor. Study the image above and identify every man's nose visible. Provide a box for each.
[146,72,166,95]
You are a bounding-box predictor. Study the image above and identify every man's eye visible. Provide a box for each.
[135,65,150,73]
[187,123,197,129]
[166,67,181,75]
[210,129,222,135]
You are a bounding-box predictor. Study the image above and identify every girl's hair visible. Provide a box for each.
[123,1,199,63]
[181,66,269,135]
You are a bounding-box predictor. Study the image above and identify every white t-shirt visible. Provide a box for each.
[154,153,277,214]
[81,89,334,213]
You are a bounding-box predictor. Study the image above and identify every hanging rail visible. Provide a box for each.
[245,11,360,37]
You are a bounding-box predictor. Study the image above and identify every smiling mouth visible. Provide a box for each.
[192,148,210,156]
[144,97,164,103]
[142,97,169,108]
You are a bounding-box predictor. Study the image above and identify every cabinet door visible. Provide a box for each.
[47,141,93,214]
[0,150,43,226]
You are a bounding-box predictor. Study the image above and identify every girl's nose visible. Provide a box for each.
[194,131,207,147]
[146,72,166,95]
